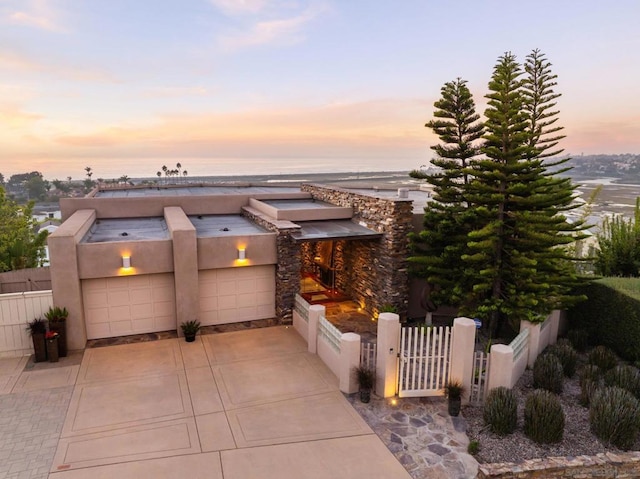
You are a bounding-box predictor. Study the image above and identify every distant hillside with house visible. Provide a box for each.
[566,154,640,181]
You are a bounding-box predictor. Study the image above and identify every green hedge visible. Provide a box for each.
[568,278,640,362]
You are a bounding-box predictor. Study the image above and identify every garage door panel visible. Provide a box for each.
[130,289,152,304]
[128,275,151,288]
[237,292,256,306]
[255,291,274,306]
[106,277,130,289]
[255,276,274,292]
[199,270,217,284]
[83,279,107,292]
[154,315,175,331]
[153,300,175,316]
[131,303,153,319]
[218,309,239,323]
[200,310,218,324]
[107,290,131,306]
[200,283,217,297]
[235,267,259,280]
[218,280,237,296]
[85,291,108,307]
[109,305,131,320]
[237,279,256,294]
[152,285,174,301]
[132,318,153,330]
[83,274,176,339]
[216,269,235,281]
[110,320,134,334]
[237,306,257,320]
[256,304,275,317]
[255,265,273,278]
[218,295,237,309]
[200,296,218,311]
[87,323,111,338]
[152,274,174,287]
[85,307,109,324]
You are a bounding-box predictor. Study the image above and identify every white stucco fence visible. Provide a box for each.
[292,295,360,394]
[486,311,561,391]
[0,290,53,358]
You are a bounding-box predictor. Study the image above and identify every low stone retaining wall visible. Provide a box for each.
[477,452,640,478]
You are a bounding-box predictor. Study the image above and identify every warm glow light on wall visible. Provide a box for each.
[238,248,246,260]
[122,255,132,268]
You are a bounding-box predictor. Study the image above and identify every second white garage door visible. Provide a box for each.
[82,274,176,339]
[199,265,275,325]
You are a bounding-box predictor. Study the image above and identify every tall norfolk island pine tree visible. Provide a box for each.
[411,50,586,336]
[409,78,484,308]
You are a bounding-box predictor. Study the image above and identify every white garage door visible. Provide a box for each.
[199,265,275,325]
[82,274,176,339]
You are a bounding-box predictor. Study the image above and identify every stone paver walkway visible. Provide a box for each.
[0,386,73,479]
[348,394,479,479]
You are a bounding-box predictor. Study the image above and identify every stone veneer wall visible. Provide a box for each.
[477,452,640,479]
[301,184,413,317]
[241,207,300,323]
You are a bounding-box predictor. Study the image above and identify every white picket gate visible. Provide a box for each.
[469,351,489,404]
[397,325,452,397]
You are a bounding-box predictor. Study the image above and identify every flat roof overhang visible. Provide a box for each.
[290,220,382,242]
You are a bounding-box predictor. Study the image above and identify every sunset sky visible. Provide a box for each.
[1,0,639,180]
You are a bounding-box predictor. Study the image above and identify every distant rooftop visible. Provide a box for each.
[95,185,301,198]
[82,217,169,243]
[91,182,432,213]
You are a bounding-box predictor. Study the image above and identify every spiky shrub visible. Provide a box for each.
[533,353,564,394]
[567,329,589,352]
[588,346,618,371]
[590,386,640,450]
[524,390,565,444]
[547,343,578,378]
[580,365,602,406]
[483,387,517,435]
[604,365,640,399]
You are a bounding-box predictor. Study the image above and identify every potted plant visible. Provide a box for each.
[354,364,376,403]
[45,331,60,363]
[26,318,47,362]
[444,379,465,416]
[180,320,201,342]
[45,306,68,357]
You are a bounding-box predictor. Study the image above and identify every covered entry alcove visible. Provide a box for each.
[291,220,382,308]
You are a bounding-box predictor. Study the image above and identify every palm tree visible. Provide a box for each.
[156,171,162,185]
[176,163,182,183]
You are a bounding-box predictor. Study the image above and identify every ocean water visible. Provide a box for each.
[48,157,420,182]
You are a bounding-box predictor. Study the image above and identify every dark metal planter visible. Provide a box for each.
[46,339,59,363]
[32,332,47,362]
[49,321,67,357]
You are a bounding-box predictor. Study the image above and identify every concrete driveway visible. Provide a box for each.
[45,326,411,478]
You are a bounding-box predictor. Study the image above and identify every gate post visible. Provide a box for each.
[307,305,325,354]
[376,312,400,398]
[449,317,477,404]
[339,332,361,394]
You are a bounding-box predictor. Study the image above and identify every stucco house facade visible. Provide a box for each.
[48,183,418,351]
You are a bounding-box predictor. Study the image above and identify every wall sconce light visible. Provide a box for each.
[238,248,246,260]
[122,255,131,268]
